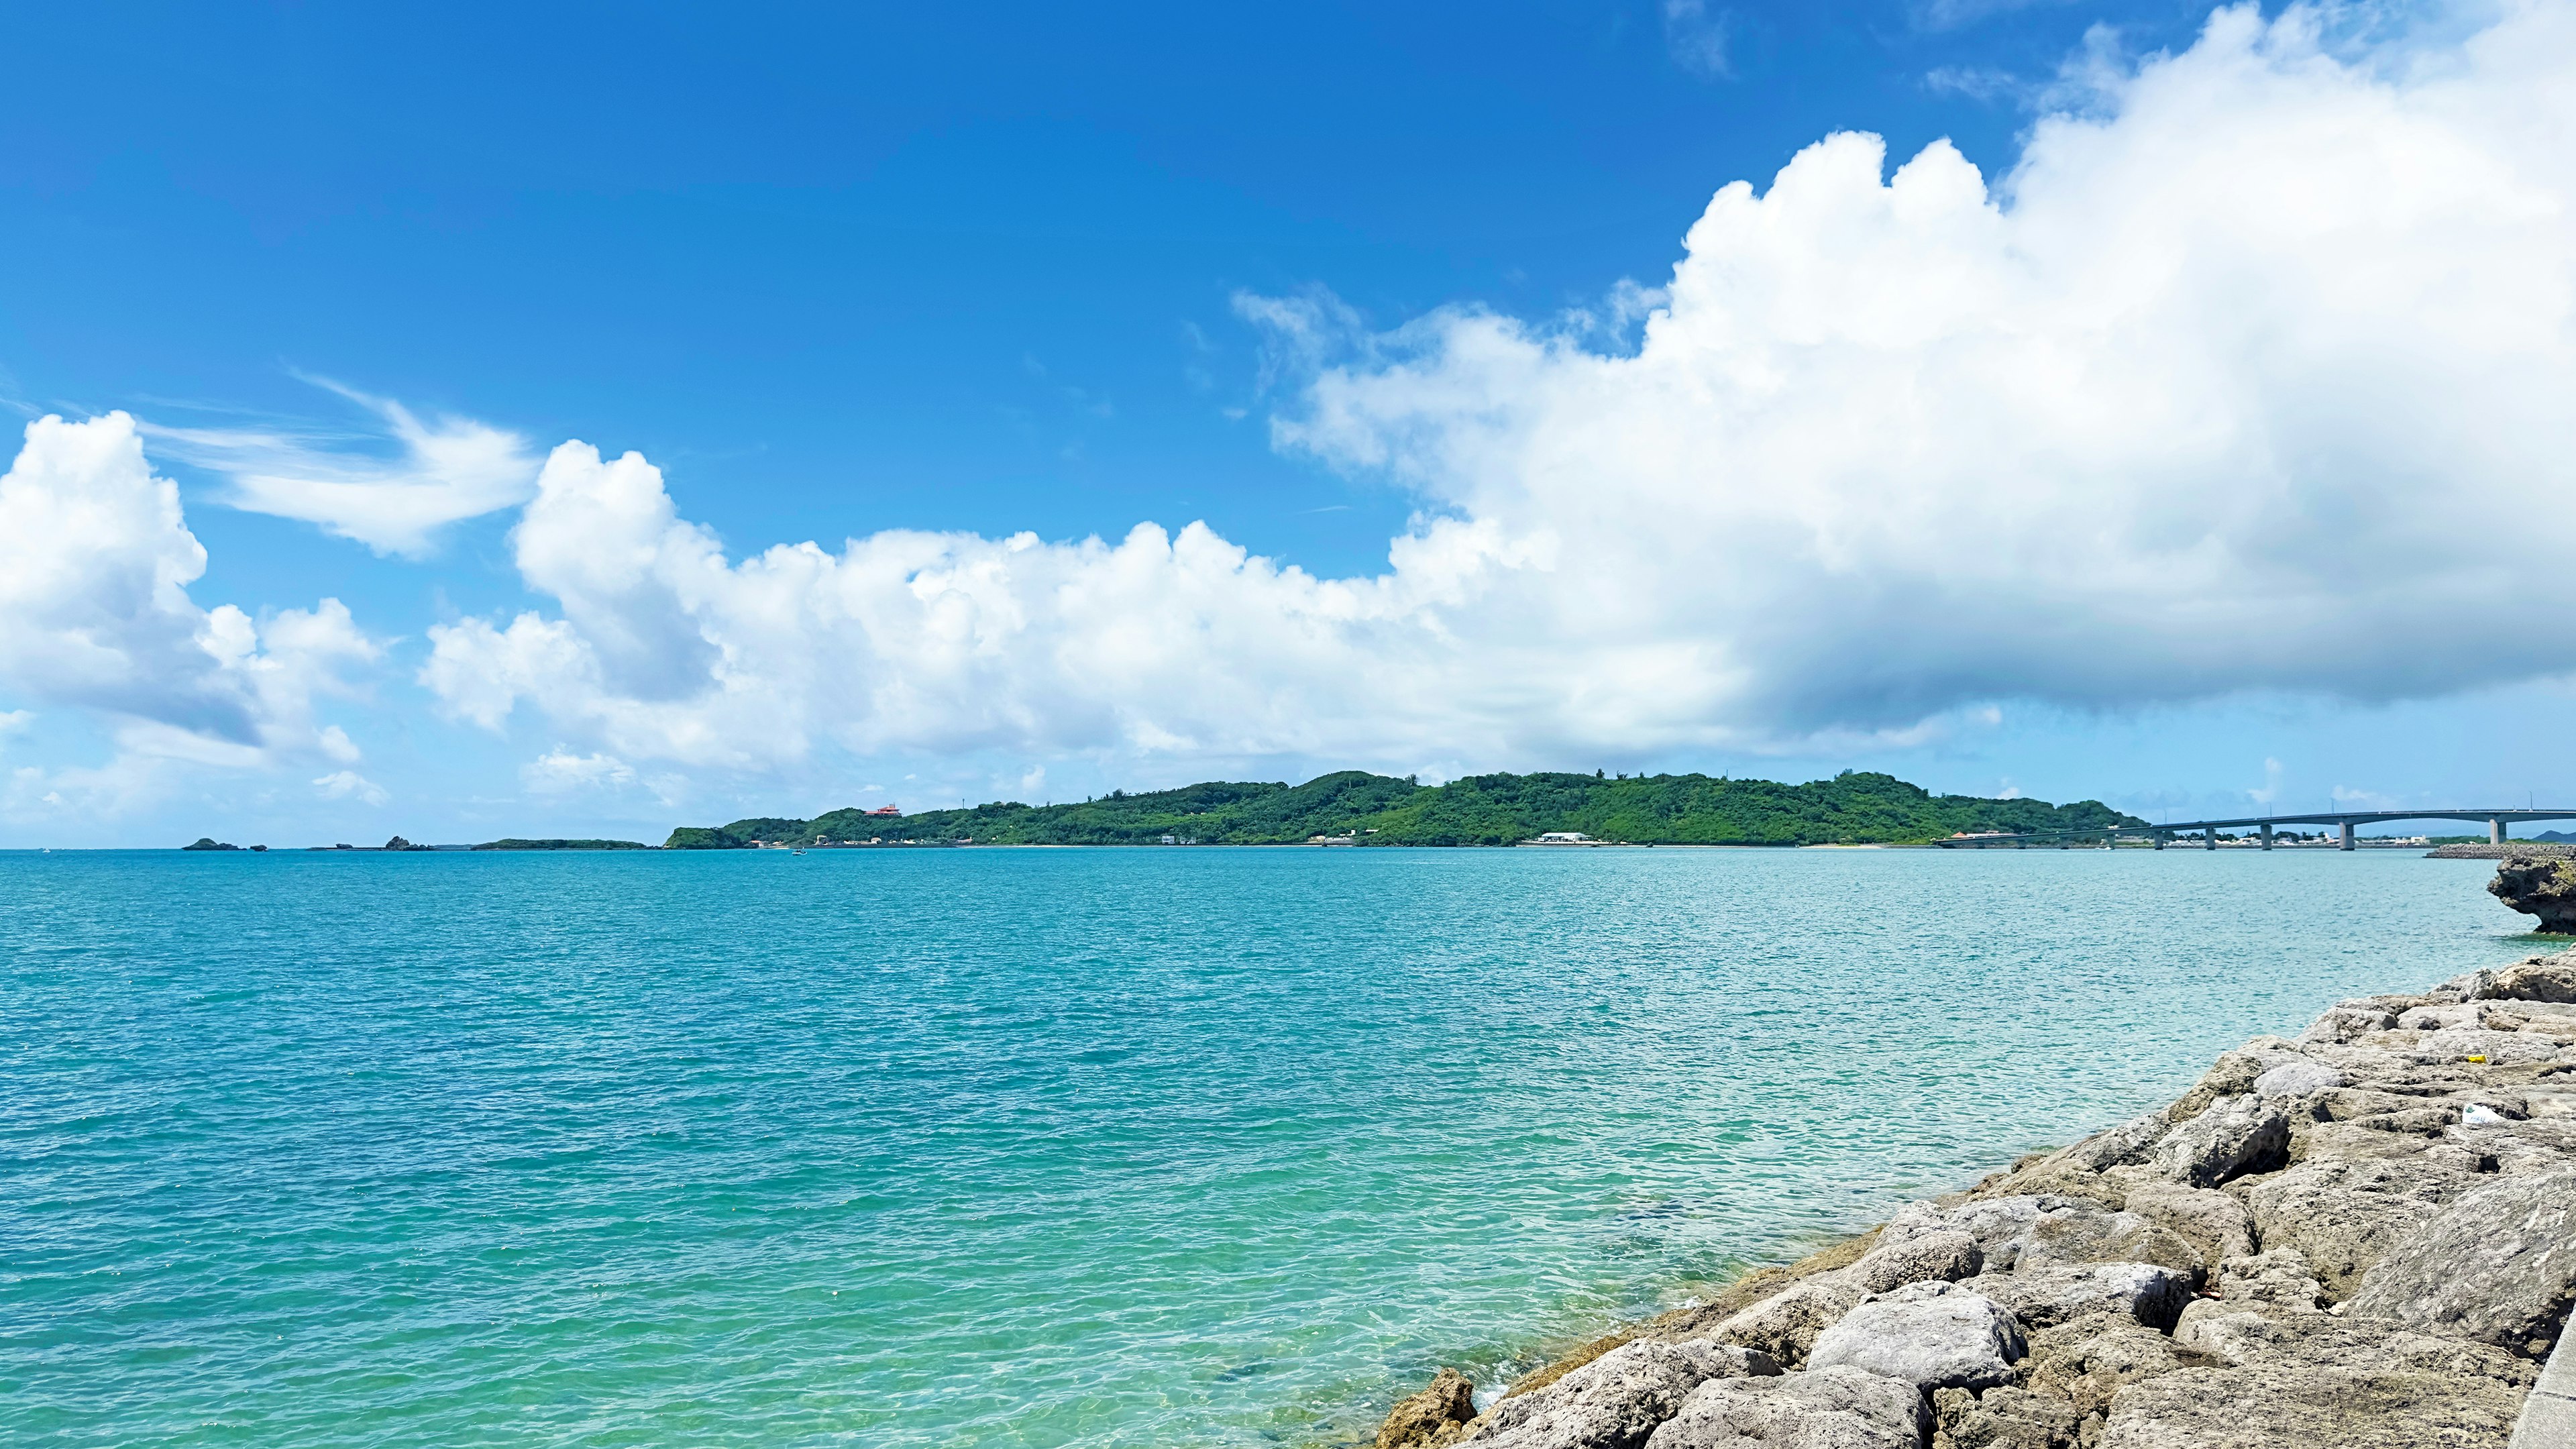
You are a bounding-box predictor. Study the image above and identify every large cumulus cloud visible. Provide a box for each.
[0,413,377,811]
[419,3,2576,780]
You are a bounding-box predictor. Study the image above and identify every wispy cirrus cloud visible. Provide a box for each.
[1662,0,1733,78]
[1913,0,2070,32]
[1924,64,2026,103]
[152,378,537,558]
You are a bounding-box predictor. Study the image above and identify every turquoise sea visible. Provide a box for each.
[0,846,2548,1446]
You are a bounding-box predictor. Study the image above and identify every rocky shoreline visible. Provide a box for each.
[1369,950,2576,1449]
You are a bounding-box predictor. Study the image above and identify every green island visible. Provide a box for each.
[664,769,2143,849]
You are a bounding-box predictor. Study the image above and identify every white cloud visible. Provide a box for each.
[1916,0,2068,32]
[521,748,637,793]
[1275,2,2576,732]
[313,769,389,805]
[1663,0,1733,78]
[1924,65,2025,103]
[373,2,2570,784]
[154,380,537,557]
[0,413,378,814]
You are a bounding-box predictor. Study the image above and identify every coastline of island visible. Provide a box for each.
[659,769,2145,851]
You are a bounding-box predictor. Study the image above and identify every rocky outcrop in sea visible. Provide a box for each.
[2493,860,2576,935]
[1374,950,2576,1449]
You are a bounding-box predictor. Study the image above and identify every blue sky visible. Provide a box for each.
[3,1,2573,845]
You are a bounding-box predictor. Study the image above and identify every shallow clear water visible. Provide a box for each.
[0,846,2547,1447]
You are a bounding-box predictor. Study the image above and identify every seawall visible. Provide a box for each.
[1371,950,2576,1449]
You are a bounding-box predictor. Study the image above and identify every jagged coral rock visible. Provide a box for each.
[1470,1340,1778,1449]
[2017,1311,2188,1420]
[2151,1095,2290,1189]
[2489,949,2576,1001]
[2347,1162,2576,1356]
[1643,1365,1925,1449]
[2115,1178,2256,1262]
[1378,1368,1478,1449]
[1807,1281,2026,1391]
[1931,1384,2085,1449]
[2172,1301,2538,1386]
[2096,1365,2526,1448]
[1959,1263,2195,1332]
[2244,1157,2471,1301]
[2492,861,2576,934]
[1848,1230,1984,1295]
[1702,1279,1866,1369]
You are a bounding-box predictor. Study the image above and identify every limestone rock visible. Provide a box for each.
[1629,1238,1882,1358]
[2171,1302,2538,1387]
[1957,1263,2195,1332]
[2211,1249,2329,1311]
[1703,1279,1866,1368]
[2151,1095,2288,1189]
[1884,1196,2200,1280]
[1643,1365,1927,1449]
[2491,859,2576,935]
[2393,1001,2553,1034]
[2301,1007,2400,1046]
[2483,1117,2576,1177]
[2245,1158,2470,1300]
[2314,1087,2449,1124]
[2095,1365,2525,1448]
[1379,1368,1479,1449]
[1961,1165,2129,1213]
[2052,1109,2172,1173]
[2022,1212,2203,1281]
[2019,1311,2188,1419]
[1472,1339,1780,1449]
[2410,1026,2567,1067]
[2171,1051,2267,1121]
[2489,951,2576,1002]
[2430,968,2499,1004]
[2347,1161,2576,1356]
[2255,1061,2347,1099]
[2112,1178,2255,1263]
[2295,1120,2443,1167]
[1850,1229,1984,1295]
[1807,1280,2027,1391]
[1931,1385,2085,1449]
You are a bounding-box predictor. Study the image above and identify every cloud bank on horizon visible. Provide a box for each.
[5,3,2574,819]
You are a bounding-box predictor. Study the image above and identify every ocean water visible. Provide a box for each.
[0,846,2548,1447]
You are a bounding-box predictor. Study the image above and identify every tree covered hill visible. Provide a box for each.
[663,770,2143,849]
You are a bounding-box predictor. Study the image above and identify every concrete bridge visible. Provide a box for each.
[1934,808,2576,851]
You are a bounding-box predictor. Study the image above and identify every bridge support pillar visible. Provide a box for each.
[2261,823,2273,851]
[2493,818,2506,845]
[2341,822,2356,851]
[2153,833,2165,850]
[2205,830,2217,851]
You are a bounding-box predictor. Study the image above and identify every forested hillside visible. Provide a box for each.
[663,771,2142,848]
